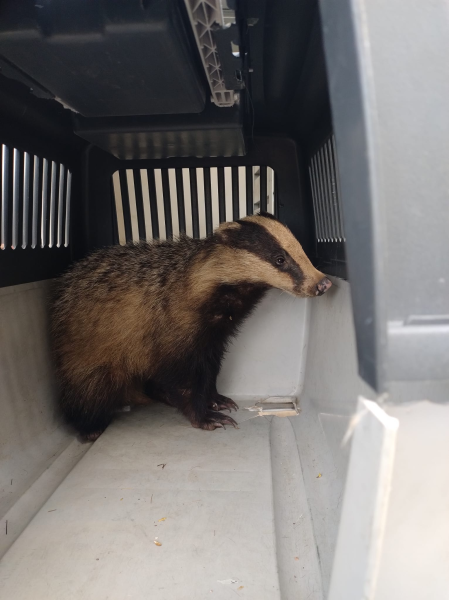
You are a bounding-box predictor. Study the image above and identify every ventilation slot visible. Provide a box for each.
[112,166,275,245]
[0,144,72,250]
[309,135,345,243]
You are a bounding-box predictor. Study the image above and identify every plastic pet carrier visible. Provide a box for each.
[0,1,448,599]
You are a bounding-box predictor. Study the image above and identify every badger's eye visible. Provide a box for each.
[275,256,285,266]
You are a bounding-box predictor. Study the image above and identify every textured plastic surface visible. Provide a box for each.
[73,103,245,160]
[0,402,281,599]
[0,0,206,117]
[320,0,449,390]
[183,0,241,107]
[0,282,78,556]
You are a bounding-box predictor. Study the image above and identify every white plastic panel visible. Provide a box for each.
[0,282,76,557]
[328,399,399,600]
[218,289,308,397]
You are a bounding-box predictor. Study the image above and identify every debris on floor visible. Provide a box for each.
[154,538,162,546]
[217,579,238,585]
[244,397,299,417]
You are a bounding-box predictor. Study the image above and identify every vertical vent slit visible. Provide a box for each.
[217,167,226,223]
[22,152,30,249]
[112,171,126,246]
[224,166,233,223]
[322,145,336,242]
[231,166,239,221]
[1,144,9,250]
[245,166,253,216]
[119,170,132,243]
[259,166,268,212]
[189,167,200,239]
[182,168,193,238]
[168,168,180,238]
[210,167,220,231]
[161,169,173,240]
[253,167,260,213]
[175,169,186,236]
[57,164,65,248]
[125,169,140,243]
[154,169,167,241]
[64,170,72,247]
[203,167,213,236]
[31,156,39,249]
[238,166,246,219]
[48,161,57,248]
[140,169,153,242]
[196,168,207,239]
[147,169,159,240]
[309,164,321,242]
[267,167,274,215]
[40,158,49,248]
[313,155,325,242]
[12,148,20,250]
[132,168,146,241]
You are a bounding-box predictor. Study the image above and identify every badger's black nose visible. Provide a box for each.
[316,277,332,296]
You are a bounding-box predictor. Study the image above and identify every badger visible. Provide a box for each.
[51,213,331,440]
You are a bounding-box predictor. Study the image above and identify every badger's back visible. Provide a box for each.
[52,237,204,388]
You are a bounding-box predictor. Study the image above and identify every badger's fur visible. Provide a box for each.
[51,213,331,439]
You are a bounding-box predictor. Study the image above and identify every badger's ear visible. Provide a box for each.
[215,220,241,242]
[257,211,278,221]
[216,221,241,232]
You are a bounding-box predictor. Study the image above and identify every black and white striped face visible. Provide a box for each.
[216,213,332,298]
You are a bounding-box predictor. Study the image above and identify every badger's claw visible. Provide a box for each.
[194,410,238,431]
[82,430,104,442]
[208,394,239,413]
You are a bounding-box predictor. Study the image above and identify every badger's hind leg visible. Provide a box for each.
[61,391,113,441]
[59,366,126,441]
[124,381,152,407]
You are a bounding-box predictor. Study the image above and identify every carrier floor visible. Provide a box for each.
[0,401,282,600]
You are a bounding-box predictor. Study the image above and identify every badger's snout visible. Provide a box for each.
[315,277,332,296]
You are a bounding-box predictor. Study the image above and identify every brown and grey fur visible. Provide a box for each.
[51,213,331,439]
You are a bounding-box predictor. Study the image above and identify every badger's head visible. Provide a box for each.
[216,213,332,298]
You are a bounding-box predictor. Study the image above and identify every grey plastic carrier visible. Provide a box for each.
[0,1,448,599]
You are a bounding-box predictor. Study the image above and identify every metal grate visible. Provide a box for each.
[309,135,345,243]
[112,166,275,244]
[0,144,72,250]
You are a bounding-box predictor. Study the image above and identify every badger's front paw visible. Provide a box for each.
[193,410,238,430]
[208,394,239,413]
